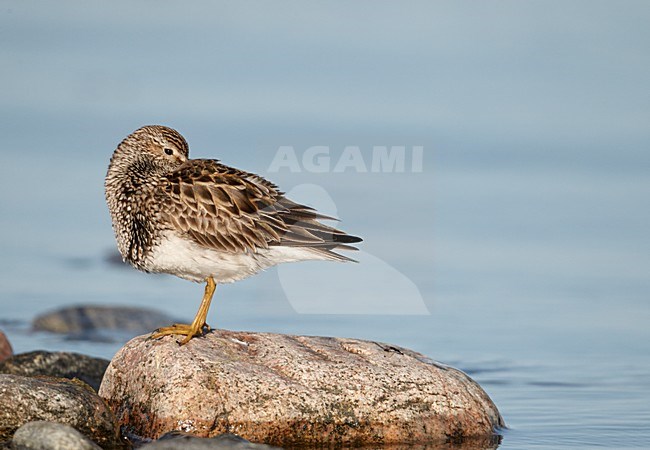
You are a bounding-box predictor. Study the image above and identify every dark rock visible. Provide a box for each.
[32,305,179,337]
[0,351,109,391]
[0,374,122,448]
[11,421,101,450]
[0,331,11,363]
[140,432,281,449]
[100,330,504,447]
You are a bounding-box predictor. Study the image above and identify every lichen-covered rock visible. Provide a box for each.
[0,331,12,363]
[0,351,109,391]
[11,421,101,450]
[99,330,504,447]
[0,375,122,448]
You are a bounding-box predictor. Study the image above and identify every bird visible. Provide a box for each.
[105,125,362,344]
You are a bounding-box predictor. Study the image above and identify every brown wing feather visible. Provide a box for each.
[160,159,361,255]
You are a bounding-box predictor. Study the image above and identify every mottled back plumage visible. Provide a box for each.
[161,159,361,257]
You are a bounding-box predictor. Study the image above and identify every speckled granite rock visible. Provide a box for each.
[99,330,504,447]
[0,331,11,363]
[0,375,122,448]
[11,421,101,450]
[0,351,109,391]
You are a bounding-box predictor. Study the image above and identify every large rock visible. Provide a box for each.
[99,330,504,447]
[0,331,12,362]
[0,351,109,391]
[0,375,122,448]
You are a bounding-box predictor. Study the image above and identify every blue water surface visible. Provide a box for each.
[1,2,649,448]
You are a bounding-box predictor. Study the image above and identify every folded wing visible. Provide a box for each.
[160,159,361,261]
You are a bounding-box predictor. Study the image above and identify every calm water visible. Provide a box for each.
[1,2,650,449]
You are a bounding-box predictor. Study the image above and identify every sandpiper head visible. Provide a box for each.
[114,125,189,173]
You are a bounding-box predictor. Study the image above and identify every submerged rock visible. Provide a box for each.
[0,351,109,391]
[141,432,281,449]
[0,331,11,362]
[0,374,121,448]
[99,330,504,447]
[32,305,179,339]
[11,421,101,450]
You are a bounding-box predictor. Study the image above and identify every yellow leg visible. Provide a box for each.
[151,277,217,345]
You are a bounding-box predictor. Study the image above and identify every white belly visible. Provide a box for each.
[146,231,327,283]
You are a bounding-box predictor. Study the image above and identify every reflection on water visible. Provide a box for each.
[284,437,502,450]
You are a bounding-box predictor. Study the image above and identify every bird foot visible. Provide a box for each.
[150,323,211,345]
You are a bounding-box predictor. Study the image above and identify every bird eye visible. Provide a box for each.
[164,148,174,156]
